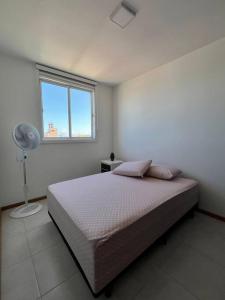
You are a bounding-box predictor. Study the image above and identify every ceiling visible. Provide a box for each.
[1,0,225,85]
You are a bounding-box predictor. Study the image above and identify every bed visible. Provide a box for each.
[47,171,199,296]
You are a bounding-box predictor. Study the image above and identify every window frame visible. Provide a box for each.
[39,77,96,143]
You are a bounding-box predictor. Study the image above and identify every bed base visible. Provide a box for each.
[48,203,198,298]
[49,212,112,298]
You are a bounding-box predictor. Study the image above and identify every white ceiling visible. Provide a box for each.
[1,0,225,85]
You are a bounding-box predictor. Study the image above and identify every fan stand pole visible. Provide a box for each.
[9,151,43,218]
[22,153,28,206]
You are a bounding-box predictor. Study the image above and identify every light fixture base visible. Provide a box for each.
[9,203,43,218]
[110,1,137,29]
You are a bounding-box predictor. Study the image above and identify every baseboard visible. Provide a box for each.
[197,208,225,223]
[1,195,47,211]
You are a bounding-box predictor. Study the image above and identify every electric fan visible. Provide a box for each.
[10,123,43,218]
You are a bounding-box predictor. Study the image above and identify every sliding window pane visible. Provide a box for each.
[41,81,69,138]
[70,88,92,138]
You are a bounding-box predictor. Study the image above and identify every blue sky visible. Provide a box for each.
[41,81,92,137]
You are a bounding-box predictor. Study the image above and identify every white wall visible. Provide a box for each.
[0,52,113,206]
[113,37,225,217]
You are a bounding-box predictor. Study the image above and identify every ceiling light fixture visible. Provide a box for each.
[110,1,137,29]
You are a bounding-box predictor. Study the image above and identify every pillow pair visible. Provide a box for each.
[113,160,181,180]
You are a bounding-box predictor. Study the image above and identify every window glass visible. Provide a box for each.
[70,88,92,138]
[41,81,69,138]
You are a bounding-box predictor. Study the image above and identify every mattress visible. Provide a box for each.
[47,172,199,294]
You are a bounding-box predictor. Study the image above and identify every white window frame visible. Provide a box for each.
[39,75,96,143]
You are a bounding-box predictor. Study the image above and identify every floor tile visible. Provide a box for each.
[172,213,225,241]
[24,201,51,232]
[112,270,144,300]
[138,237,183,272]
[193,213,225,239]
[27,221,63,255]
[182,226,225,268]
[153,242,225,300]
[32,242,78,295]
[134,265,197,300]
[1,258,40,300]
[42,272,112,300]
[1,231,30,269]
[1,210,26,239]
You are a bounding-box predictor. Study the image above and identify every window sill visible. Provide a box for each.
[41,138,96,144]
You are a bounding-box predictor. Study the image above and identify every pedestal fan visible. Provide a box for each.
[10,123,43,218]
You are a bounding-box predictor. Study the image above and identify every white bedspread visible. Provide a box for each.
[48,172,197,242]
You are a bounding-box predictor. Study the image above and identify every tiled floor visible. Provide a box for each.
[1,199,225,300]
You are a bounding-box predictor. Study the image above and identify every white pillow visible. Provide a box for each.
[113,160,152,177]
[146,164,181,180]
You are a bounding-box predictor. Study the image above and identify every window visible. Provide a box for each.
[40,76,95,142]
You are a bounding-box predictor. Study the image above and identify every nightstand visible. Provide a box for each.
[101,160,123,173]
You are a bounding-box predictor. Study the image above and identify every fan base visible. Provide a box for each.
[9,203,43,218]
